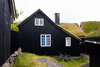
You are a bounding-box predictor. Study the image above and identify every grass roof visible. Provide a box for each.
[15,17,29,26]
[81,21,100,38]
[60,23,86,37]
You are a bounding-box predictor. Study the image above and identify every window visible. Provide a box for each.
[66,37,71,46]
[35,18,44,26]
[40,34,51,47]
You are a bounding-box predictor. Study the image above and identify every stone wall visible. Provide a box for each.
[2,48,22,67]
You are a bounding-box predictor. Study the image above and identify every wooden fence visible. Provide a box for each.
[11,30,22,54]
[85,40,100,67]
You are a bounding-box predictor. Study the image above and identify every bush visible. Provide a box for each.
[11,24,19,32]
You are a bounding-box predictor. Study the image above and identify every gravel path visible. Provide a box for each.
[81,55,90,67]
[81,63,89,67]
[39,58,64,67]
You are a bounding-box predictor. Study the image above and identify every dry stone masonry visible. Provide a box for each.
[2,48,22,67]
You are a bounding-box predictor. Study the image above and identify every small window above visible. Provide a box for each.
[35,18,44,26]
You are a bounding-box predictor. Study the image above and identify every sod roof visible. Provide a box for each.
[81,21,100,38]
[60,23,86,37]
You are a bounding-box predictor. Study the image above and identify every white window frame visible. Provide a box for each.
[65,37,71,47]
[35,18,44,26]
[40,34,51,47]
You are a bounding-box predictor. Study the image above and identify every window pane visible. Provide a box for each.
[67,40,70,45]
[40,19,43,25]
[46,36,50,46]
[36,19,39,25]
[67,38,70,45]
[42,36,45,46]
[66,37,71,46]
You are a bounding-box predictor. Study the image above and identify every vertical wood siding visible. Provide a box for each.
[0,0,4,65]
[0,0,11,66]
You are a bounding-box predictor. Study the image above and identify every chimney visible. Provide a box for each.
[55,13,60,25]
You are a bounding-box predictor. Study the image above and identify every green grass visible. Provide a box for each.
[81,21,100,38]
[13,52,88,67]
[13,52,48,67]
[54,56,88,67]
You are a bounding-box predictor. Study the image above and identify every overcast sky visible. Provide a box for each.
[15,0,100,25]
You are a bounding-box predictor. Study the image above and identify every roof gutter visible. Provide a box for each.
[9,0,17,20]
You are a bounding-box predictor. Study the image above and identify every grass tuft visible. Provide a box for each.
[13,52,47,67]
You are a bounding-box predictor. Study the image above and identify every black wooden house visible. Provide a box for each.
[0,0,16,66]
[18,9,82,56]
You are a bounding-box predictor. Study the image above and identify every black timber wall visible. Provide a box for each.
[0,0,11,66]
[84,42,90,54]
[85,42,100,67]
[80,43,85,53]
[0,0,4,65]
[11,30,22,54]
[85,38,100,54]
[18,12,80,56]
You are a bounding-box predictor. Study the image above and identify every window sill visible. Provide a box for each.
[40,45,51,47]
